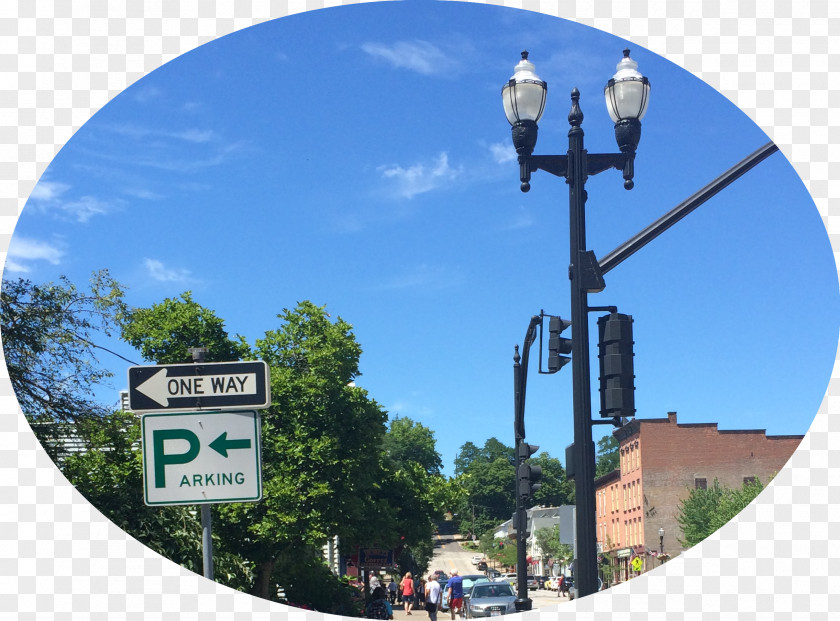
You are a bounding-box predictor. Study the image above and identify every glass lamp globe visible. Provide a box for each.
[502,51,547,125]
[604,49,650,123]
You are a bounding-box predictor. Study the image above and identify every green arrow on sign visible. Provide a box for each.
[209,431,252,457]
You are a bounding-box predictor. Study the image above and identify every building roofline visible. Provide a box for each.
[594,468,620,487]
[612,411,804,442]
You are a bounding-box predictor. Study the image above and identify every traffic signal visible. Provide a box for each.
[516,443,542,499]
[597,312,635,418]
[547,316,572,373]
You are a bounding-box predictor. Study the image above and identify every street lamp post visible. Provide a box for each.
[659,527,665,564]
[502,50,650,599]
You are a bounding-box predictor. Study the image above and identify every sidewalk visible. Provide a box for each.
[391,605,456,621]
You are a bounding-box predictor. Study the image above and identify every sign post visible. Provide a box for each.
[134,351,270,582]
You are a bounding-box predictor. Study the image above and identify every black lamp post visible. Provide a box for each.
[502,49,650,600]
[659,527,665,564]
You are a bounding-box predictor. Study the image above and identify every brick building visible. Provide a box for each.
[594,411,803,583]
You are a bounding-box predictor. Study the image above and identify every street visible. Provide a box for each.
[388,521,571,620]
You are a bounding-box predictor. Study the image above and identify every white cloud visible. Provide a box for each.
[388,398,434,421]
[502,206,535,231]
[61,196,111,222]
[27,180,113,222]
[489,141,517,165]
[104,123,217,144]
[361,40,454,76]
[29,180,70,202]
[5,237,64,273]
[375,263,464,291]
[144,258,193,283]
[378,152,462,199]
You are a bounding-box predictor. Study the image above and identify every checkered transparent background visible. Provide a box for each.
[2,1,838,619]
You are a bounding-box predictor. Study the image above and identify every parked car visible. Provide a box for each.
[441,575,488,612]
[567,577,602,600]
[561,575,573,596]
[465,582,517,618]
[524,575,538,591]
[495,573,516,585]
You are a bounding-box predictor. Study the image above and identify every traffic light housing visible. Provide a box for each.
[597,312,635,418]
[547,316,572,373]
[516,443,542,499]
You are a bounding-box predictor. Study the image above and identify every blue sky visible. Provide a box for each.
[7,1,839,476]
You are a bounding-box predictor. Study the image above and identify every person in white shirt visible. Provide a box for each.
[425,574,441,621]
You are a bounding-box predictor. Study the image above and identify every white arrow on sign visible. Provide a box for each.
[136,368,259,407]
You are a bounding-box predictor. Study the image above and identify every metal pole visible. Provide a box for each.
[598,141,779,275]
[201,504,214,580]
[567,89,598,599]
[189,346,214,581]
[513,345,530,611]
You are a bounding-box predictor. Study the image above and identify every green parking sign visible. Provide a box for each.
[141,410,262,506]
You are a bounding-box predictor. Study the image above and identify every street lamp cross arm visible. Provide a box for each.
[529,154,568,178]
[585,152,630,177]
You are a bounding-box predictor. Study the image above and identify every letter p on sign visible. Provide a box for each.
[153,428,200,488]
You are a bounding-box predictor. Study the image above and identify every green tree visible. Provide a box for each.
[534,526,573,565]
[119,296,393,605]
[478,533,516,569]
[454,441,480,476]
[456,455,515,534]
[379,416,462,576]
[676,477,766,548]
[383,416,443,475]
[120,291,249,363]
[530,452,574,508]
[1,270,128,459]
[594,434,619,478]
[453,439,572,537]
[60,410,252,589]
[216,301,389,599]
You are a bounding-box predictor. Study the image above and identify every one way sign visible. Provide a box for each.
[128,361,271,413]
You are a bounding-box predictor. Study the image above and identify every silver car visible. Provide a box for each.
[441,575,489,612]
[465,582,517,618]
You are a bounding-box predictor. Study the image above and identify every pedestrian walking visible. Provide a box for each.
[369,571,381,594]
[445,570,463,620]
[401,572,415,615]
[416,577,426,606]
[388,579,398,604]
[424,573,441,621]
[365,586,394,620]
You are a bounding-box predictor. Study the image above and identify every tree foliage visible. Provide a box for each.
[595,434,619,479]
[60,410,252,589]
[676,477,766,548]
[530,452,574,507]
[116,296,449,605]
[534,526,573,565]
[120,291,249,364]
[1,270,128,459]
[383,416,443,476]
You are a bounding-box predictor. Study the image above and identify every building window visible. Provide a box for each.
[695,477,707,490]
